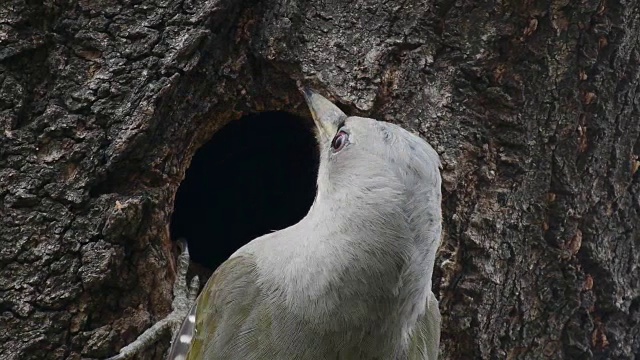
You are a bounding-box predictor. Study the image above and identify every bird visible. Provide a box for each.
[166,88,443,360]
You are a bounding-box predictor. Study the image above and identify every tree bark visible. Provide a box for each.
[1,0,638,359]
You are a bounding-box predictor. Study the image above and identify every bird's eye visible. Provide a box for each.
[331,130,349,152]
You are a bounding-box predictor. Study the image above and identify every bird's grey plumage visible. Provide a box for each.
[167,89,442,359]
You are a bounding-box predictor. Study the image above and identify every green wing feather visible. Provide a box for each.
[186,255,264,359]
[172,255,441,360]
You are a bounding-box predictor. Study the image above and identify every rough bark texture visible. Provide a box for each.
[1,0,639,359]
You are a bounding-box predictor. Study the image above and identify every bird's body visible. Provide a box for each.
[168,90,442,360]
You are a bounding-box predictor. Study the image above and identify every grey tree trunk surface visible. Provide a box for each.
[1,0,638,359]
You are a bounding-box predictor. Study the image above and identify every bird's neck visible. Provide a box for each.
[277,182,441,328]
[308,179,442,283]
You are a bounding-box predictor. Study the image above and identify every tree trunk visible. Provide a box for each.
[1,0,638,359]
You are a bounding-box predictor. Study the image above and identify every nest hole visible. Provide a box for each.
[170,111,319,272]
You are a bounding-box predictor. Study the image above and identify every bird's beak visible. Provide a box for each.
[302,88,347,143]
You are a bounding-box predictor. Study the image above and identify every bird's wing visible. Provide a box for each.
[166,255,264,360]
[408,290,441,360]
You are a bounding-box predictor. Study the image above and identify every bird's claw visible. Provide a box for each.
[105,239,199,360]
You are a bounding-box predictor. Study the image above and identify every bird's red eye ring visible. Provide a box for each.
[331,130,349,152]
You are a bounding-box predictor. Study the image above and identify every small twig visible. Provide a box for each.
[106,239,199,360]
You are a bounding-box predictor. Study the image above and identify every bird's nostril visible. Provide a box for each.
[170,111,319,272]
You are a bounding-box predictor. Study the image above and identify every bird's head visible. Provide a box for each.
[302,88,441,206]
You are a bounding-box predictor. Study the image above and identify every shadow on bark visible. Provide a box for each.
[1,0,639,359]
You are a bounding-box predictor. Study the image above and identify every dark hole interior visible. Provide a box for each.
[170,111,319,270]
